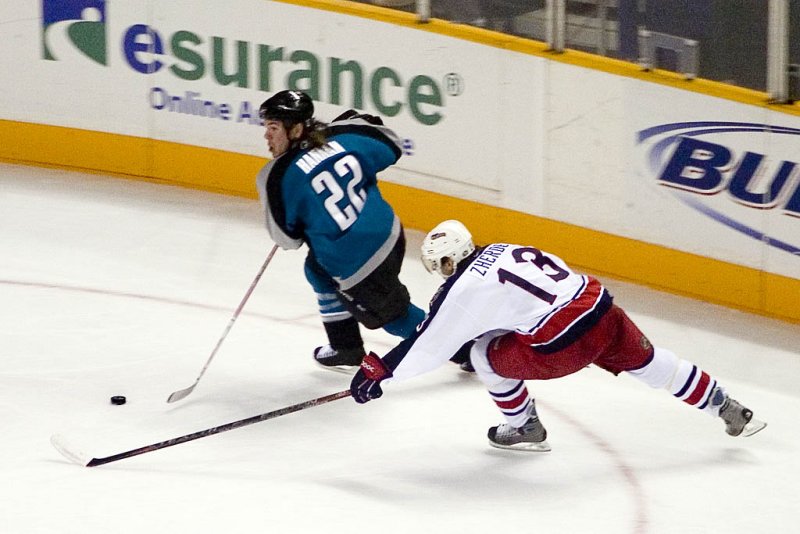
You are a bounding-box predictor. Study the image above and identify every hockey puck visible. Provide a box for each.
[110,395,127,405]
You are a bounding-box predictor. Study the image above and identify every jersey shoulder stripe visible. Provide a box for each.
[263,148,305,240]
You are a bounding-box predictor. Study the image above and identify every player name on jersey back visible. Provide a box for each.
[467,244,509,278]
[295,141,347,174]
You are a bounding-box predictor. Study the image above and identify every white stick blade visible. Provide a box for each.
[166,385,194,403]
[50,434,92,466]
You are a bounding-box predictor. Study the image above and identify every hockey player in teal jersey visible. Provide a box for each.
[255,90,427,371]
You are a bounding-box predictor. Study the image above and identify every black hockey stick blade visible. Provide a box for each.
[51,389,351,467]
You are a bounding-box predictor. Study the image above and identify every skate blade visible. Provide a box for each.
[741,418,767,437]
[489,439,552,452]
[314,360,358,375]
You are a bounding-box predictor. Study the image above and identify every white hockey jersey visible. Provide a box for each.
[386,243,612,382]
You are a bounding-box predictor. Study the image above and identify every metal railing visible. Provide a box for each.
[350,0,798,102]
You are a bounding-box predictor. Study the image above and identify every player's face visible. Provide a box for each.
[440,257,456,278]
[264,120,290,157]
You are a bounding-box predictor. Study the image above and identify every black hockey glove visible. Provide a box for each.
[332,109,384,126]
[350,352,392,404]
[355,113,383,125]
[332,109,359,122]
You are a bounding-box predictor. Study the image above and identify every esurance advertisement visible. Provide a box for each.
[2,0,544,195]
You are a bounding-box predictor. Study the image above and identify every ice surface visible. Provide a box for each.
[1,162,798,533]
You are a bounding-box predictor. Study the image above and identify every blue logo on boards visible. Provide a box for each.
[42,0,107,65]
[638,121,800,256]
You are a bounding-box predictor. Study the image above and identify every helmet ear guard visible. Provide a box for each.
[421,251,441,275]
[420,220,475,278]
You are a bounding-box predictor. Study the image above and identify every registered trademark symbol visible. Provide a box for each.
[443,73,464,96]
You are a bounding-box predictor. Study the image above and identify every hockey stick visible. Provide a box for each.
[51,389,351,467]
[167,244,279,403]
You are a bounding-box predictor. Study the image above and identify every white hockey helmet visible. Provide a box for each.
[421,220,475,278]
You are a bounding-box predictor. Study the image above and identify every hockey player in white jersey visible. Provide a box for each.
[350,220,767,451]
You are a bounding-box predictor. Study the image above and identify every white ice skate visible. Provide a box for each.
[719,396,767,437]
[488,412,551,452]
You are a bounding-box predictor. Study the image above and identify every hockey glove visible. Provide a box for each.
[332,109,384,126]
[354,113,384,126]
[350,352,392,404]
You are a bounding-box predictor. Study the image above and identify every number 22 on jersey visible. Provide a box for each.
[311,154,366,231]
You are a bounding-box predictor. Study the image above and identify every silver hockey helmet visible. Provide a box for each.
[421,220,475,278]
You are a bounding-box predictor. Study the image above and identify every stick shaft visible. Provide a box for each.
[87,390,351,466]
[167,244,279,403]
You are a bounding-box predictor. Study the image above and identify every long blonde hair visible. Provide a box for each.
[301,119,329,149]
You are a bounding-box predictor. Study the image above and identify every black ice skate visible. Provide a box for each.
[458,360,476,373]
[313,345,364,374]
[488,403,551,452]
[718,396,767,437]
[449,341,476,373]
